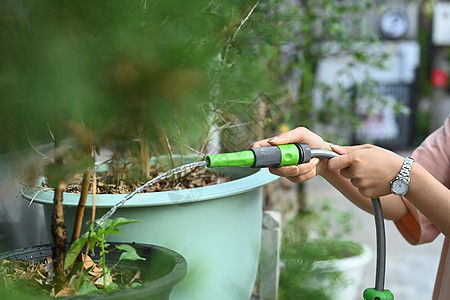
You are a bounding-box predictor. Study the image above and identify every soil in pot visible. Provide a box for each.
[64,163,231,195]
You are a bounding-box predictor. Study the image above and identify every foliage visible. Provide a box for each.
[0,218,145,298]
[64,217,145,295]
[279,199,363,300]
[212,0,392,149]
[0,0,295,291]
[0,0,388,294]
[0,0,392,184]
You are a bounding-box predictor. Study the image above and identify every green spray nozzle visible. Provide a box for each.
[205,144,311,168]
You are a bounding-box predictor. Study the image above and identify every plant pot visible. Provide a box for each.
[21,166,278,300]
[311,243,373,299]
[0,242,187,300]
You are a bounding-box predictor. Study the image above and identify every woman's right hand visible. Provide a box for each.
[252,127,333,183]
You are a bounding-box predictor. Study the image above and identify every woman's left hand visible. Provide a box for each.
[328,144,405,198]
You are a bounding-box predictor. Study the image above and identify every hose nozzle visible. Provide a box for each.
[206,144,312,168]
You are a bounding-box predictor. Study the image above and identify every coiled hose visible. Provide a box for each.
[311,149,386,292]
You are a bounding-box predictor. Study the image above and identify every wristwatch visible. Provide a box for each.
[390,156,415,196]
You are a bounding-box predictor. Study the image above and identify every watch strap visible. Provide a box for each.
[398,156,414,179]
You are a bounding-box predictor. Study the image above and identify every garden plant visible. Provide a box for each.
[1,0,396,298]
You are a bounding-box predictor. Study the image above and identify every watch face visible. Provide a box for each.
[391,178,409,196]
[379,10,409,39]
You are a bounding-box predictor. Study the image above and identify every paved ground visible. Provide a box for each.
[306,169,444,300]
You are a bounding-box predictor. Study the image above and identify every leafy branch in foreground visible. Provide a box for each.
[63,217,145,296]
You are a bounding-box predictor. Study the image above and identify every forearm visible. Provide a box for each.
[405,163,450,237]
[252,127,449,235]
[321,169,409,221]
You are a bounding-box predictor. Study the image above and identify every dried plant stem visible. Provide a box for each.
[164,131,176,167]
[140,139,150,180]
[91,168,97,224]
[51,180,68,292]
[232,0,259,41]
[175,125,184,164]
[78,164,97,293]
[25,186,53,207]
[169,138,205,157]
[71,169,91,243]
[47,123,55,141]
[27,136,54,163]
[82,167,97,274]
[223,1,259,63]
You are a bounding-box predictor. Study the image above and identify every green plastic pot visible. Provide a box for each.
[0,242,187,300]
[21,166,278,300]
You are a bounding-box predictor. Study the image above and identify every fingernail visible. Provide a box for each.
[331,144,341,150]
[288,166,299,176]
[312,158,320,165]
[268,136,279,143]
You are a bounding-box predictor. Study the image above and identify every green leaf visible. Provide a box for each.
[110,217,140,228]
[64,237,88,270]
[88,233,97,251]
[99,219,113,229]
[104,282,119,292]
[131,282,143,288]
[97,227,121,236]
[116,244,146,262]
[68,261,84,279]
[96,217,140,237]
[78,281,99,295]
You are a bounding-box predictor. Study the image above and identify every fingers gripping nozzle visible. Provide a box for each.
[205,144,311,168]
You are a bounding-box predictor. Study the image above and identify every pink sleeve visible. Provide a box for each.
[394,117,450,245]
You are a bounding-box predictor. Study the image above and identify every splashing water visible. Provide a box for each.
[96,160,207,228]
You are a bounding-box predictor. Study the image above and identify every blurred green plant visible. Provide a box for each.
[279,199,363,300]
[0,0,294,292]
[212,0,391,149]
[0,0,389,294]
[0,0,219,289]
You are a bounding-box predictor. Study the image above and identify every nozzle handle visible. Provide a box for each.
[251,144,311,168]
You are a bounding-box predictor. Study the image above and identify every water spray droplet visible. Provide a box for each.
[96,161,207,228]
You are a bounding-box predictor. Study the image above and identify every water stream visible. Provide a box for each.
[95,160,207,227]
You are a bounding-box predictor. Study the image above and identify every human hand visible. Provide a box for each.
[328,144,405,198]
[252,127,332,183]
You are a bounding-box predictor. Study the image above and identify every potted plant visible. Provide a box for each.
[2,0,388,298]
[0,218,187,300]
[21,159,278,299]
[279,199,373,300]
[2,1,284,299]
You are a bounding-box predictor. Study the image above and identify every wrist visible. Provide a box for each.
[390,156,414,197]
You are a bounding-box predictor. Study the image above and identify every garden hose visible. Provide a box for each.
[206,144,393,299]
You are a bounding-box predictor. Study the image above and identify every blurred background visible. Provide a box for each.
[0,0,448,299]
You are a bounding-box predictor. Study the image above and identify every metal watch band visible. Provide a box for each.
[399,156,414,178]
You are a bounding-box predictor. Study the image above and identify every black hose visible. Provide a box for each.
[371,197,386,291]
[310,149,387,292]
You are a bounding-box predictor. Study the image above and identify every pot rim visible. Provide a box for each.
[312,242,373,271]
[20,168,278,207]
